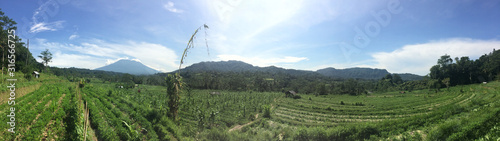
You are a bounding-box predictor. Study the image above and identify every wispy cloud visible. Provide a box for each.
[370,38,500,75]
[34,39,178,72]
[163,1,183,13]
[29,21,65,33]
[69,34,79,40]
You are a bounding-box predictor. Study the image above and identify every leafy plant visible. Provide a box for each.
[167,24,209,121]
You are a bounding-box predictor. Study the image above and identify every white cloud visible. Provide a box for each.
[216,54,307,67]
[29,21,65,33]
[106,57,130,65]
[49,53,104,69]
[163,1,183,13]
[69,34,79,40]
[34,39,178,72]
[371,38,500,75]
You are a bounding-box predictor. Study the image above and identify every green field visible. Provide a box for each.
[0,73,499,140]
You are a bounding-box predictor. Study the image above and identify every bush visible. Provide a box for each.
[428,120,461,141]
[326,107,333,111]
[79,80,85,88]
[24,73,32,81]
[203,128,229,141]
[262,105,271,118]
[354,102,365,106]
[293,95,302,99]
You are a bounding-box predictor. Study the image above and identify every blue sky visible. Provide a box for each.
[1,0,500,75]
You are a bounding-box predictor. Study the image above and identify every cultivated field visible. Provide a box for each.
[0,74,499,140]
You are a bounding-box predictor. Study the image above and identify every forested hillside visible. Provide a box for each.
[0,10,43,75]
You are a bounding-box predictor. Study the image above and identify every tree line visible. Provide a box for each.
[429,49,500,89]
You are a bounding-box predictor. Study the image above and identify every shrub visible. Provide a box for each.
[203,128,229,141]
[24,73,32,81]
[262,105,271,118]
[326,107,333,111]
[428,120,461,141]
[293,95,302,99]
[354,102,365,106]
[79,79,85,88]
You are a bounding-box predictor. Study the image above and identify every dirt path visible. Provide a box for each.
[229,98,277,132]
[228,113,260,132]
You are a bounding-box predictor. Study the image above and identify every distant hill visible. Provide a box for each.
[181,60,423,81]
[95,59,160,75]
[316,67,390,80]
[182,60,318,76]
[395,73,425,81]
[182,60,257,72]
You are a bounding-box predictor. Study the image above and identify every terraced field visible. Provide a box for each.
[274,91,465,125]
[0,83,77,140]
[1,74,498,140]
[267,82,500,140]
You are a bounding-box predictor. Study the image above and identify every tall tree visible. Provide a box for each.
[167,24,209,121]
[1,9,18,77]
[438,54,453,67]
[38,49,52,67]
[392,74,403,84]
[1,9,42,76]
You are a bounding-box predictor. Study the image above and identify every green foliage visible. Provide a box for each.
[428,120,461,141]
[79,79,85,88]
[38,49,53,67]
[164,24,209,122]
[293,125,379,141]
[293,94,302,99]
[24,72,32,81]
[430,50,500,87]
[166,74,181,121]
[316,83,327,95]
[353,102,364,106]
[392,74,403,84]
[0,9,43,73]
[427,79,441,92]
[200,128,229,141]
[262,105,271,118]
[2,77,500,140]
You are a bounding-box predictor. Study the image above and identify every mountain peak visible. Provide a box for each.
[95,59,160,75]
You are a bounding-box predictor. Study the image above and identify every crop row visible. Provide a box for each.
[0,83,74,140]
[273,89,477,127]
[84,87,138,140]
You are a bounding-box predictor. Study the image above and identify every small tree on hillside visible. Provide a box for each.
[442,77,450,90]
[38,49,52,70]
